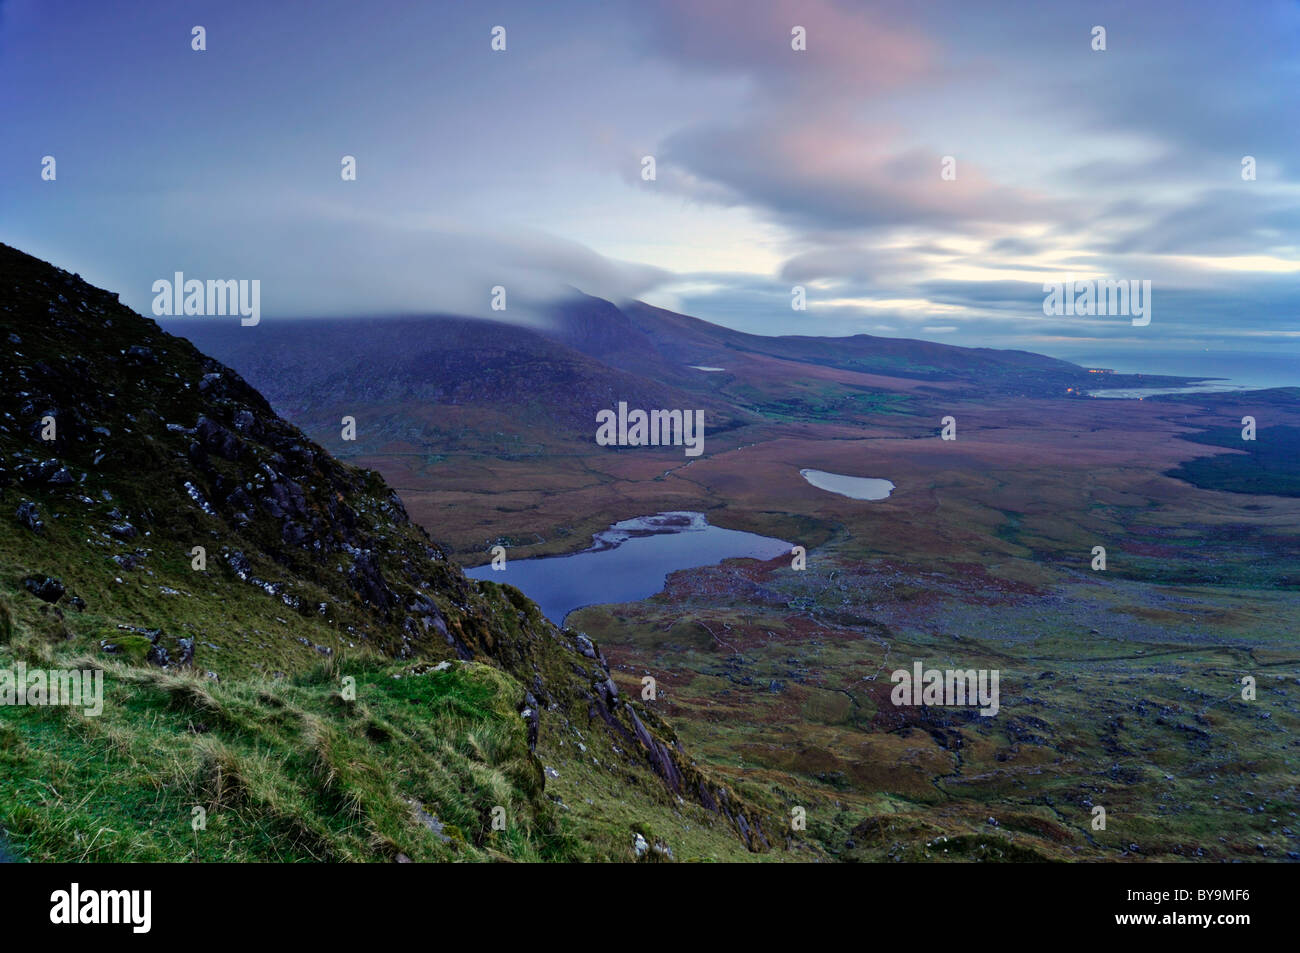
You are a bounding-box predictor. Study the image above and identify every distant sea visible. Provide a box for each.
[1046,346,1300,392]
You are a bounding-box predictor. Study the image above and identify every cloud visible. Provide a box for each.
[3,0,1297,366]
[644,0,934,95]
[1101,189,1300,257]
[81,191,674,322]
[660,115,1061,235]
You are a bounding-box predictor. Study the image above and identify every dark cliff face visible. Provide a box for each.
[0,241,477,661]
[0,242,778,853]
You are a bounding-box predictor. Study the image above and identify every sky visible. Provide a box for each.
[2,0,1298,374]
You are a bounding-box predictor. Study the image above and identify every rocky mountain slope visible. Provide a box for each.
[0,242,786,862]
[181,293,1181,432]
[545,294,1105,396]
[179,311,751,456]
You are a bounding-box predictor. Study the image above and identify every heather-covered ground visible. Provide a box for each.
[183,303,1300,862]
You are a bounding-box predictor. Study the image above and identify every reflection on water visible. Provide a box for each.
[465,512,791,625]
[1088,381,1246,399]
[799,468,895,501]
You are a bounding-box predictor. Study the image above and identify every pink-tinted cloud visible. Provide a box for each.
[662,112,1060,233]
[648,0,935,94]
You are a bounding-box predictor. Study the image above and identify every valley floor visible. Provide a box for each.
[346,388,1300,861]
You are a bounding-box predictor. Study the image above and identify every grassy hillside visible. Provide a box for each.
[0,243,786,863]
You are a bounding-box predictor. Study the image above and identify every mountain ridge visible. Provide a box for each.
[0,241,783,862]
